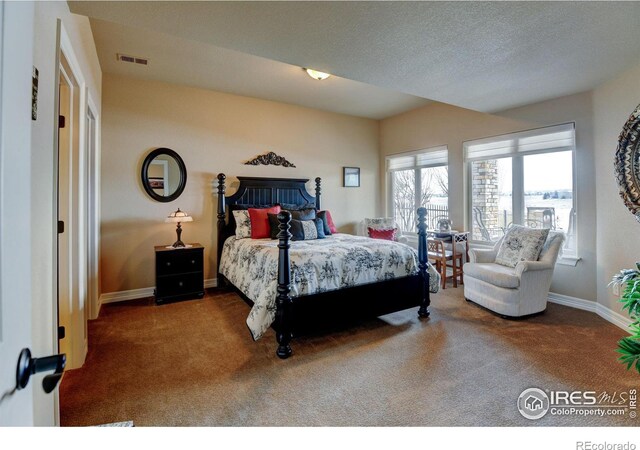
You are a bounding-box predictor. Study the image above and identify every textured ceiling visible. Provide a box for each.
[71,1,640,113]
[88,18,429,119]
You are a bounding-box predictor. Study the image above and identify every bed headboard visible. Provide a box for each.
[215,174,321,270]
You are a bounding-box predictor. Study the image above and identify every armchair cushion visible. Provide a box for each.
[469,247,498,264]
[495,225,549,268]
[463,263,520,289]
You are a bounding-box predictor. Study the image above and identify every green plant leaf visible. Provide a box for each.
[617,336,640,374]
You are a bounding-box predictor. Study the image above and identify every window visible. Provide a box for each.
[465,123,577,257]
[387,146,448,233]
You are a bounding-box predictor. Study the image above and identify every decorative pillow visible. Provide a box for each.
[290,218,326,241]
[364,217,395,232]
[290,208,316,221]
[279,202,316,211]
[317,210,337,234]
[267,213,282,239]
[229,204,272,235]
[248,206,281,239]
[368,227,397,241]
[232,210,252,239]
[495,225,550,268]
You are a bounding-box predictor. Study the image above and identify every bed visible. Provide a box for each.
[216,174,435,359]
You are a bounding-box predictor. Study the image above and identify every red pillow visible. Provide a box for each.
[324,210,338,234]
[248,206,281,239]
[368,227,397,241]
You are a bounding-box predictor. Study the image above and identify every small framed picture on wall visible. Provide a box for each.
[343,167,360,187]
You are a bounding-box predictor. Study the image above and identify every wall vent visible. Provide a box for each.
[116,53,148,66]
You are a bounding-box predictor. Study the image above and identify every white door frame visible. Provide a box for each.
[86,96,100,321]
[150,159,170,196]
[57,24,90,370]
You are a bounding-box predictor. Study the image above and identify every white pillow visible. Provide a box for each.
[495,225,549,268]
[364,217,396,233]
[233,210,252,239]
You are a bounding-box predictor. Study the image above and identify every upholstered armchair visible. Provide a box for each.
[357,218,409,244]
[463,231,565,317]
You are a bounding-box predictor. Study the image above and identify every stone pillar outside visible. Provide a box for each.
[471,160,499,240]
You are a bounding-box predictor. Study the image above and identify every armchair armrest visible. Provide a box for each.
[515,261,554,277]
[469,248,497,263]
[397,235,409,245]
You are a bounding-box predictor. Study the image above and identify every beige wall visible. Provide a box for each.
[31,3,102,425]
[380,92,597,301]
[593,61,640,314]
[100,74,379,294]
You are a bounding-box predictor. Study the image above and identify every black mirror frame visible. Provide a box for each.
[141,148,187,203]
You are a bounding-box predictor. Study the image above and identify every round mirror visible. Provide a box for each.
[141,148,187,203]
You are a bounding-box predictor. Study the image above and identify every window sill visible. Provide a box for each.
[556,256,581,267]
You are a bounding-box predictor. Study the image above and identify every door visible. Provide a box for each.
[0,1,37,425]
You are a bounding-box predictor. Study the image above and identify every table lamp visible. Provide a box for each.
[165,208,193,248]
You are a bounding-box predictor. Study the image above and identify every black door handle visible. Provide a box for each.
[16,348,66,394]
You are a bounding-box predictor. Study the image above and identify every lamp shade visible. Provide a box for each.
[165,208,193,223]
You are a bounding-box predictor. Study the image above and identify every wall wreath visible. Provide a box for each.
[614,103,640,222]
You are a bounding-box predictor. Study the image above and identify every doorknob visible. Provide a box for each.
[16,348,66,394]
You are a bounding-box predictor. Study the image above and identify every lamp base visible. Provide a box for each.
[172,222,185,248]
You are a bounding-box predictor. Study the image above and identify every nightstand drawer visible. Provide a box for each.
[156,249,203,276]
[156,272,204,298]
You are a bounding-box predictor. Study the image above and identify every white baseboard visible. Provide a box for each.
[98,283,632,332]
[595,303,633,331]
[547,292,596,313]
[548,292,632,331]
[99,278,218,305]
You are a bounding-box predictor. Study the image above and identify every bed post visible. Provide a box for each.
[417,207,431,318]
[216,173,226,282]
[275,211,293,359]
[315,177,322,209]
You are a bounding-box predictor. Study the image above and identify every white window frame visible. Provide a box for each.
[464,123,578,262]
[386,145,448,235]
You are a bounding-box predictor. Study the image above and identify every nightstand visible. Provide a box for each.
[154,243,205,305]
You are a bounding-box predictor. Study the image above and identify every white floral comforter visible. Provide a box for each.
[219,234,440,340]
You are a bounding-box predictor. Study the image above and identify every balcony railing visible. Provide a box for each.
[395,203,449,232]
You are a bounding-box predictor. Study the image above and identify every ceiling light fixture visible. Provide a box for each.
[304,68,331,81]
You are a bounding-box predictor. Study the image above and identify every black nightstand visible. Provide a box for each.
[154,243,205,305]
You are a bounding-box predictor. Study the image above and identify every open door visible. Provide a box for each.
[0,2,63,425]
[0,0,36,425]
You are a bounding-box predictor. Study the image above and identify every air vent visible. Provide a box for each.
[116,53,148,66]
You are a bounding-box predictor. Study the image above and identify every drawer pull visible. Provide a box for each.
[191,260,195,264]
[178,281,183,287]
[166,262,171,267]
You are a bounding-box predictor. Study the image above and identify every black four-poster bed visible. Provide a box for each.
[216,173,431,359]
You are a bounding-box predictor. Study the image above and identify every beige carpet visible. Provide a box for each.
[60,286,639,426]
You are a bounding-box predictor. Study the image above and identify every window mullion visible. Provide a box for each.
[512,156,524,225]
[415,167,422,211]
